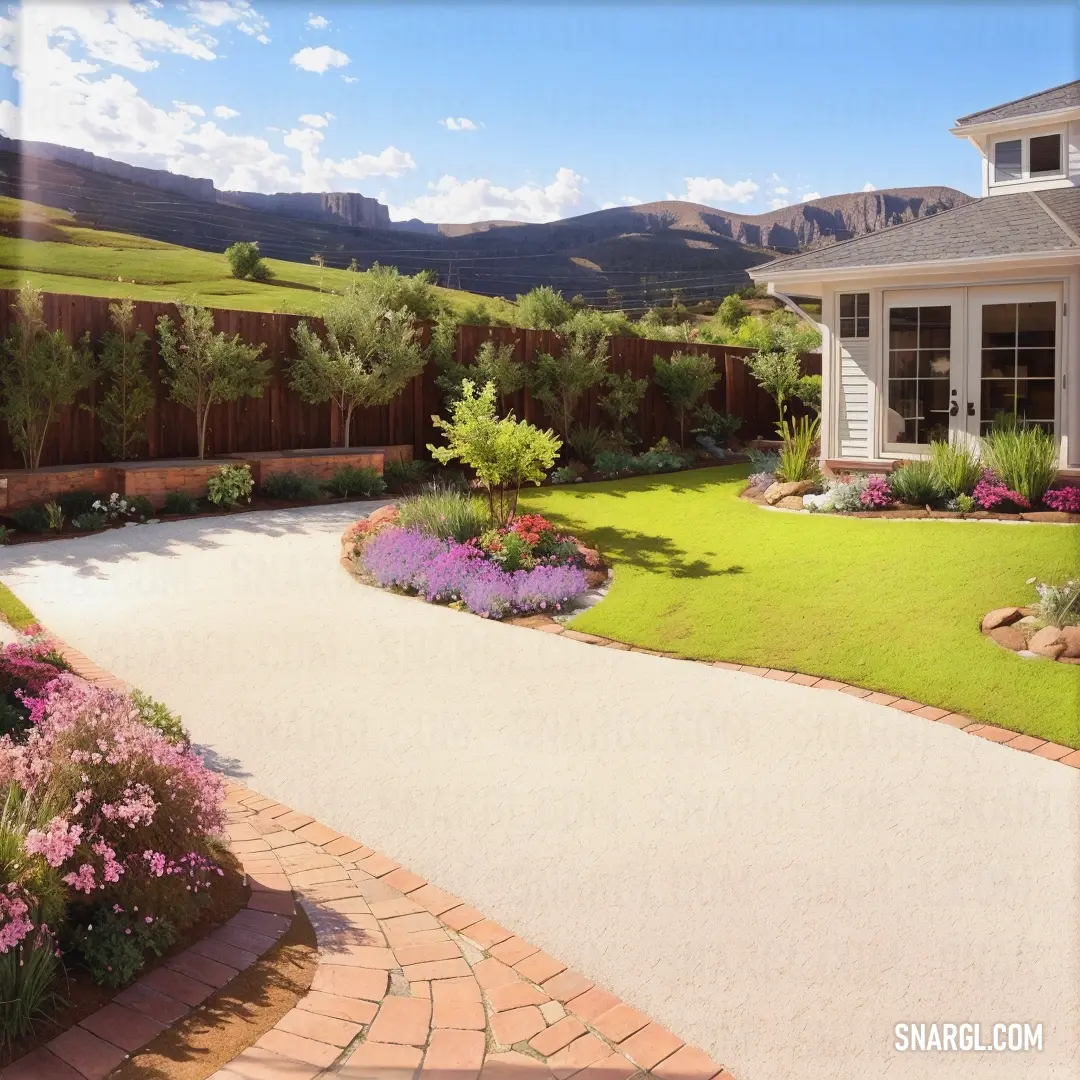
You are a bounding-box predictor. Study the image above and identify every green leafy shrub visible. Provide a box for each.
[55,490,101,518]
[930,440,983,497]
[224,240,273,282]
[565,424,607,466]
[429,380,561,525]
[0,526,10,546]
[95,299,154,461]
[207,464,254,508]
[9,505,48,533]
[795,374,822,415]
[383,458,430,493]
[775,415,821,483]
[981,425,1059,506]
[67,905,176,988]
[632,450,685,474]
[163,491,199,515]
[530,327,608,439]
[396,487,488,543]
[598,370,647,449]
[593,451,636,478]
[693,407,743,447]
[652,351,718,446]
[72,511,107,531]
[130,494,154,520]
[550,464,585,485]
[130,688,188,744]
[43,501,64,531]
[888,459,943,505]
[260,471,321,502]
[955,493,976,514]
[325,465,387,499]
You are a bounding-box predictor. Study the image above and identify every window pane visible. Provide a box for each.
[1030,134,1062,175]
[840,294,855,319]
[889,350,917,378]
[889,379,919,419]
[1017,301,1055,347]
[840,317,856,338]
[919,306,951,348]
[982,303,1016,348]
[982,379,1018,418]
[889,307,918,349]
[855,316,869,338]
[994,139,1022,181]
[982,349,1015,378]
[1017,349,1056,378]
[856,293,869,318]
[1018,381,1055,423]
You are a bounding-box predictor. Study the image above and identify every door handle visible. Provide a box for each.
[967,402,975,416]
[949,401,959,417]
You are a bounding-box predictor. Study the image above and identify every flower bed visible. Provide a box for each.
[342,503,605,619]
[0,627,239,1060]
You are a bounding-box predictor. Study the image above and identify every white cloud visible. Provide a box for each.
[290,45,349,73]
[767,198,789,211]
[439,116,479,132]
[771,184,789,195]
[307,13,329,29]
[862,181,876,191]
[600,195,643,209]
[341,74,357,84]
[173,100,205,116]
[800,191,822,202]
[389,167,585,224]
[299,113,330,128]
[213,104,239,118]
[185,1,269,40]
[668,176,759,206]
[2,6,412,194]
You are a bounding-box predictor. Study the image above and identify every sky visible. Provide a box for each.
[0,1,1077,224]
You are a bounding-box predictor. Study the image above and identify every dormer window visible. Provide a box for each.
[992,132,1064,184]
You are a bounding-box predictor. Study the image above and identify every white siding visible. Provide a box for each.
[837,339,872,459]
[1070,119,1080,184]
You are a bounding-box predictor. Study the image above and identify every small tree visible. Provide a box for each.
[514,285,573,330]
[156,302,271,459]
[96,299,154,460]
[530,325,609,438]
[428,379,560,525]
[739,312,822,422]
[717,293,748,329]
[290,284,425,448]
[224,241,273,282]
[652,351,719,446]
[598,369,647,447]
[0,283,95,469]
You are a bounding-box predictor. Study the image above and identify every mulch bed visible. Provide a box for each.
[0,852,250,1068]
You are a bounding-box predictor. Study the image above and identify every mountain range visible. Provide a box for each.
[0,138,973,306]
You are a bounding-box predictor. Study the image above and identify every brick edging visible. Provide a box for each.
[502,616,1080,769]
[11,631,736,1080]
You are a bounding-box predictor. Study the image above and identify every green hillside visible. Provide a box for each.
[0,197,518,320]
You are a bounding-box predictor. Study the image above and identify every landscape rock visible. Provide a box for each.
[777,495,806,510]
[763,480,816,505]
[1058,625,1080,658]
[366,504,399,527]
[989,625,1028,652]
[981,607,1023,633]
[1028,626,1066,659]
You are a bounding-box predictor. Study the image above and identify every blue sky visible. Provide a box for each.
[3,1,1077,222]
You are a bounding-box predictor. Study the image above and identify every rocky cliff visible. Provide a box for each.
[218,190,390,229]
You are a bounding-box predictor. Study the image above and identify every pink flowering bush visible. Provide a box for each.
[0,676,226,933]
[972,470,1030,511]
[0,632,68,736]
[859,476,893,509]
[1042,486,1080,513]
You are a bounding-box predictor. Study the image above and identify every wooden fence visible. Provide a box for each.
[0,290,819,469]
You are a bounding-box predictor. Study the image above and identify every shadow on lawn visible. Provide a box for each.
[570,523,742,580]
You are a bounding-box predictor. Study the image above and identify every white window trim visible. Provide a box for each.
[990,129,1066,187]
[838,291,870,339]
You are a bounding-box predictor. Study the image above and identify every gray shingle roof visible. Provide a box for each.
[751,189,1079,277]
[955,80,1080,126]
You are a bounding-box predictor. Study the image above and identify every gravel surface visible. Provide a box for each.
[1,503,1076,1080]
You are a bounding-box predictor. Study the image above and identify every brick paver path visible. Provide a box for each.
[1,504,1078,1080]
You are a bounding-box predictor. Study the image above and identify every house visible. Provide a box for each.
[750,80,1080,476]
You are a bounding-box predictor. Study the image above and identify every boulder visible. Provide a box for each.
[366,504,399,527]
[1028,625,1066,659]
[777,495,806,510]
[989,625,1027,652]
[981,607,1023,633]
[1059,625,1080,659]
[763,480,816,505]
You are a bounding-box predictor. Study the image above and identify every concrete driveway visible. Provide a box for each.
[1,503,1077,1080]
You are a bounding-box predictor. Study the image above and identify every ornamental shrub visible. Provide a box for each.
[67,903,176,987]
[383,458,430,493]
[1043,486,1080,513]
[746,471,775,490]
[130,689,188,745]
[9,505,48,534]
[396,488,487,543]
[72,512,107,532]
[325,465,387,499]
[929,440,982,498]
[1033,579,1079,627]
[859,476,893,509]
[981,424,1058,506]
[887,459,943,506]
[972,470,1030,511]
[631,450,685,474]
[55,490,101,518]
[163,491,199,515]
[0,677,225,934]
[593,451,636,478]
[207,464,254,508]
[746,448,780,473]
[260,471,322,502]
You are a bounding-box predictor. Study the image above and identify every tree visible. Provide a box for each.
[360,263,441,320]
[225,241,272,282]
[530,323,609,438]
[428,379,560,525]
[290,283,425,448]
[738,312,822,422]
[156,302,271,459]
[652,350,719,446]
[0,283,95,469]
[717,293,748,329]
[514,285,573,330]
[95,299,154,461]
[598,370,647,447]
[468,339,526,414]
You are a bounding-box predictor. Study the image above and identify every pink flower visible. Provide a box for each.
[63,864,97,894]
[24,816,83,867]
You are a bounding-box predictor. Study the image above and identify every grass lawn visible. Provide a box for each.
[0,197,518,321]
[523,465,1080,747]
[0,582,36,630]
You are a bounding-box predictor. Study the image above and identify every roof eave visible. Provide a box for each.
[751,247,1079,286]
[950,105,1080,137]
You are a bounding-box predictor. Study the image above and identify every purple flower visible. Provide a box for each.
[1042,487,1080,513]
[859,475,892,509]
[972,470,1030,511]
